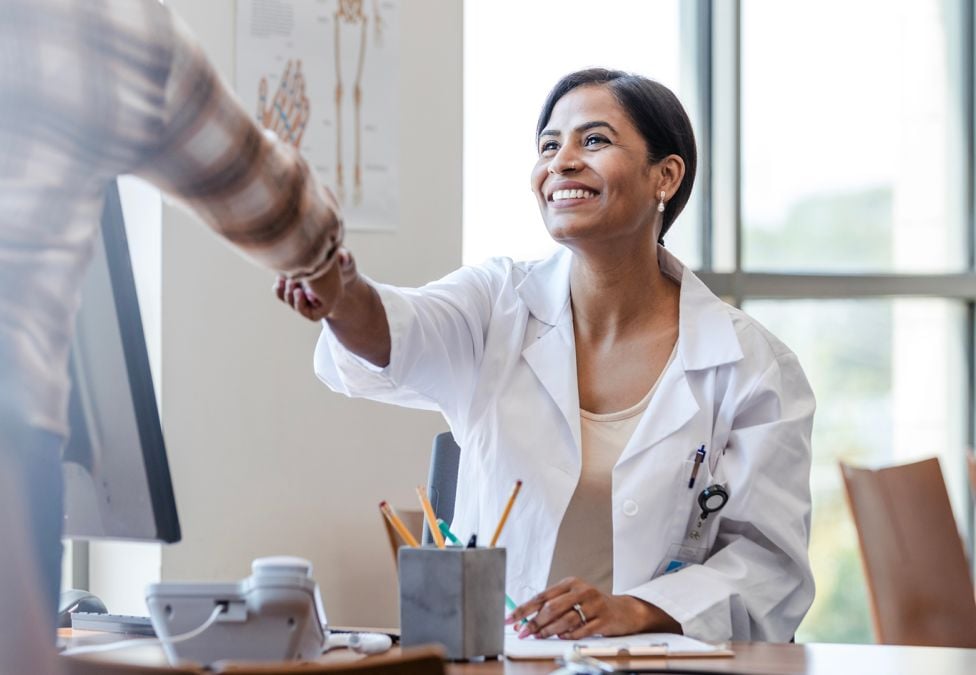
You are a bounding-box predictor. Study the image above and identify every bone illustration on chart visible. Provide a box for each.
[253,1,385,206]
[334,0,384,206]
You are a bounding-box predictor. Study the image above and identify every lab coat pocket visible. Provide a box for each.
[653,457,722,578]
[653,542,708,577]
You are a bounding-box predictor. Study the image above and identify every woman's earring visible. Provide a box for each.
[657,191,666,213]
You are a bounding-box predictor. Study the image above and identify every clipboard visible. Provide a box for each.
[573,645,734,658]
[503,632,734,660]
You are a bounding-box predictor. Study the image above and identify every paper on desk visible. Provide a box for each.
[504,629,729,660]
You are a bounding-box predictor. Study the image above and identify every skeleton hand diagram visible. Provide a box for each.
[334,0,384,206]
[257,59,310,149]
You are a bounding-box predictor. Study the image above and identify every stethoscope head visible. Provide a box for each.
[697,484,729,519]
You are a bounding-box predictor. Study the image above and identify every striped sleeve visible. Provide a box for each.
[135,9,342,281]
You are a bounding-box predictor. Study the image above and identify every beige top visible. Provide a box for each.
[547,345,678,594]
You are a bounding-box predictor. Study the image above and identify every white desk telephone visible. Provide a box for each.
[145,556,389,667]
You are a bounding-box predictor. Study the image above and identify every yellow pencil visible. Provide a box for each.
[379,500,420,548]
[416,486,446,549]
[489,479,523,547]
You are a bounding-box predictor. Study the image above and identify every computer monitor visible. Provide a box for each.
[61,181,180,543]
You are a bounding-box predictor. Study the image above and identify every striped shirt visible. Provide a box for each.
[0,0,342,437]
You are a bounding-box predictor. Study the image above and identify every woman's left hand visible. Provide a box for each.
[506,577,681,640]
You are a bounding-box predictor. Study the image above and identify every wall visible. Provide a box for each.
[160,0,462,627]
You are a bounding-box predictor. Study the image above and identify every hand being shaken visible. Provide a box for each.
[273,248,358,322]
[258,59,310,148]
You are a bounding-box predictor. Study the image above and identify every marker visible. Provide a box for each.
[489,479,522,547]
[416,486,446,549]
[379,501,419,548]
[688,445,706,489]
[436,519,462,546]
[438,519,518,613]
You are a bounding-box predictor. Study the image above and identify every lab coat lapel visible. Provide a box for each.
[618,361,699,465]
[522,314,581,452]
[666,249,744,371]
[517,249,582,452]
[618,248,745,465]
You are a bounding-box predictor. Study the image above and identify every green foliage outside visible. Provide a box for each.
[745,186,893,273]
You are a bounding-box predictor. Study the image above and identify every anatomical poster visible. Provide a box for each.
[236,0,400,231]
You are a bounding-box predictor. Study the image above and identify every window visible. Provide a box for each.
[741,0,966,273]
[735,0,972,642]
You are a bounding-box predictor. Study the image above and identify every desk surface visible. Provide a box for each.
[453,642,976,674]
[59,630,976,675]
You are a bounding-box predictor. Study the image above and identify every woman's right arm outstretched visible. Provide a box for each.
[276,251,507,420]
[274,248,392,368]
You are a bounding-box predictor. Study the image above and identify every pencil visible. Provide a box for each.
[416,486,446,549]
[379,501,420,548]
[489,479,522,547]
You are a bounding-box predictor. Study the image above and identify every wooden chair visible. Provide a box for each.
[380,508,424,569]
[840,457,976,647]
[968,450,976,498]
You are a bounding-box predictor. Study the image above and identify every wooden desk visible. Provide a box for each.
[59,631,976,675]
[453,642,976,674]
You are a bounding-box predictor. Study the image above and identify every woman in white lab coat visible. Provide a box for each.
[276,68,815,643]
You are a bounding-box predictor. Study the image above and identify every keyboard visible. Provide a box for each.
[70,612,156,636]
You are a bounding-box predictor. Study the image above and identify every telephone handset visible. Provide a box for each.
[146,556,328,667]
[251,556,330,633]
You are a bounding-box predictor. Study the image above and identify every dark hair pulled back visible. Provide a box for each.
[536,68,697,242]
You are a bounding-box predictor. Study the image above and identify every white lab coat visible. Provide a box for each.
[314,246,815,643]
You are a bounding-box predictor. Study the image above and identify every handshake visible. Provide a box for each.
[259,60,360,324]
[272,242,391,370]
[273,247,358,322]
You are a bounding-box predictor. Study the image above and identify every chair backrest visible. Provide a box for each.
[968,450,976,500]
[840,457,976,647]
[422,432,461,544]
[381,432,461,564]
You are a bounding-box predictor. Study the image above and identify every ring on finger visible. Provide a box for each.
[572,602,587,626]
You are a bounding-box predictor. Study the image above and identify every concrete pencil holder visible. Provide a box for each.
[398,546,506,661]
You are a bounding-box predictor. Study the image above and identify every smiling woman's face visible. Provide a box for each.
[531,84,663,248]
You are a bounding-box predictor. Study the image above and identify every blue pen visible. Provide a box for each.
[688,445,706,489]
